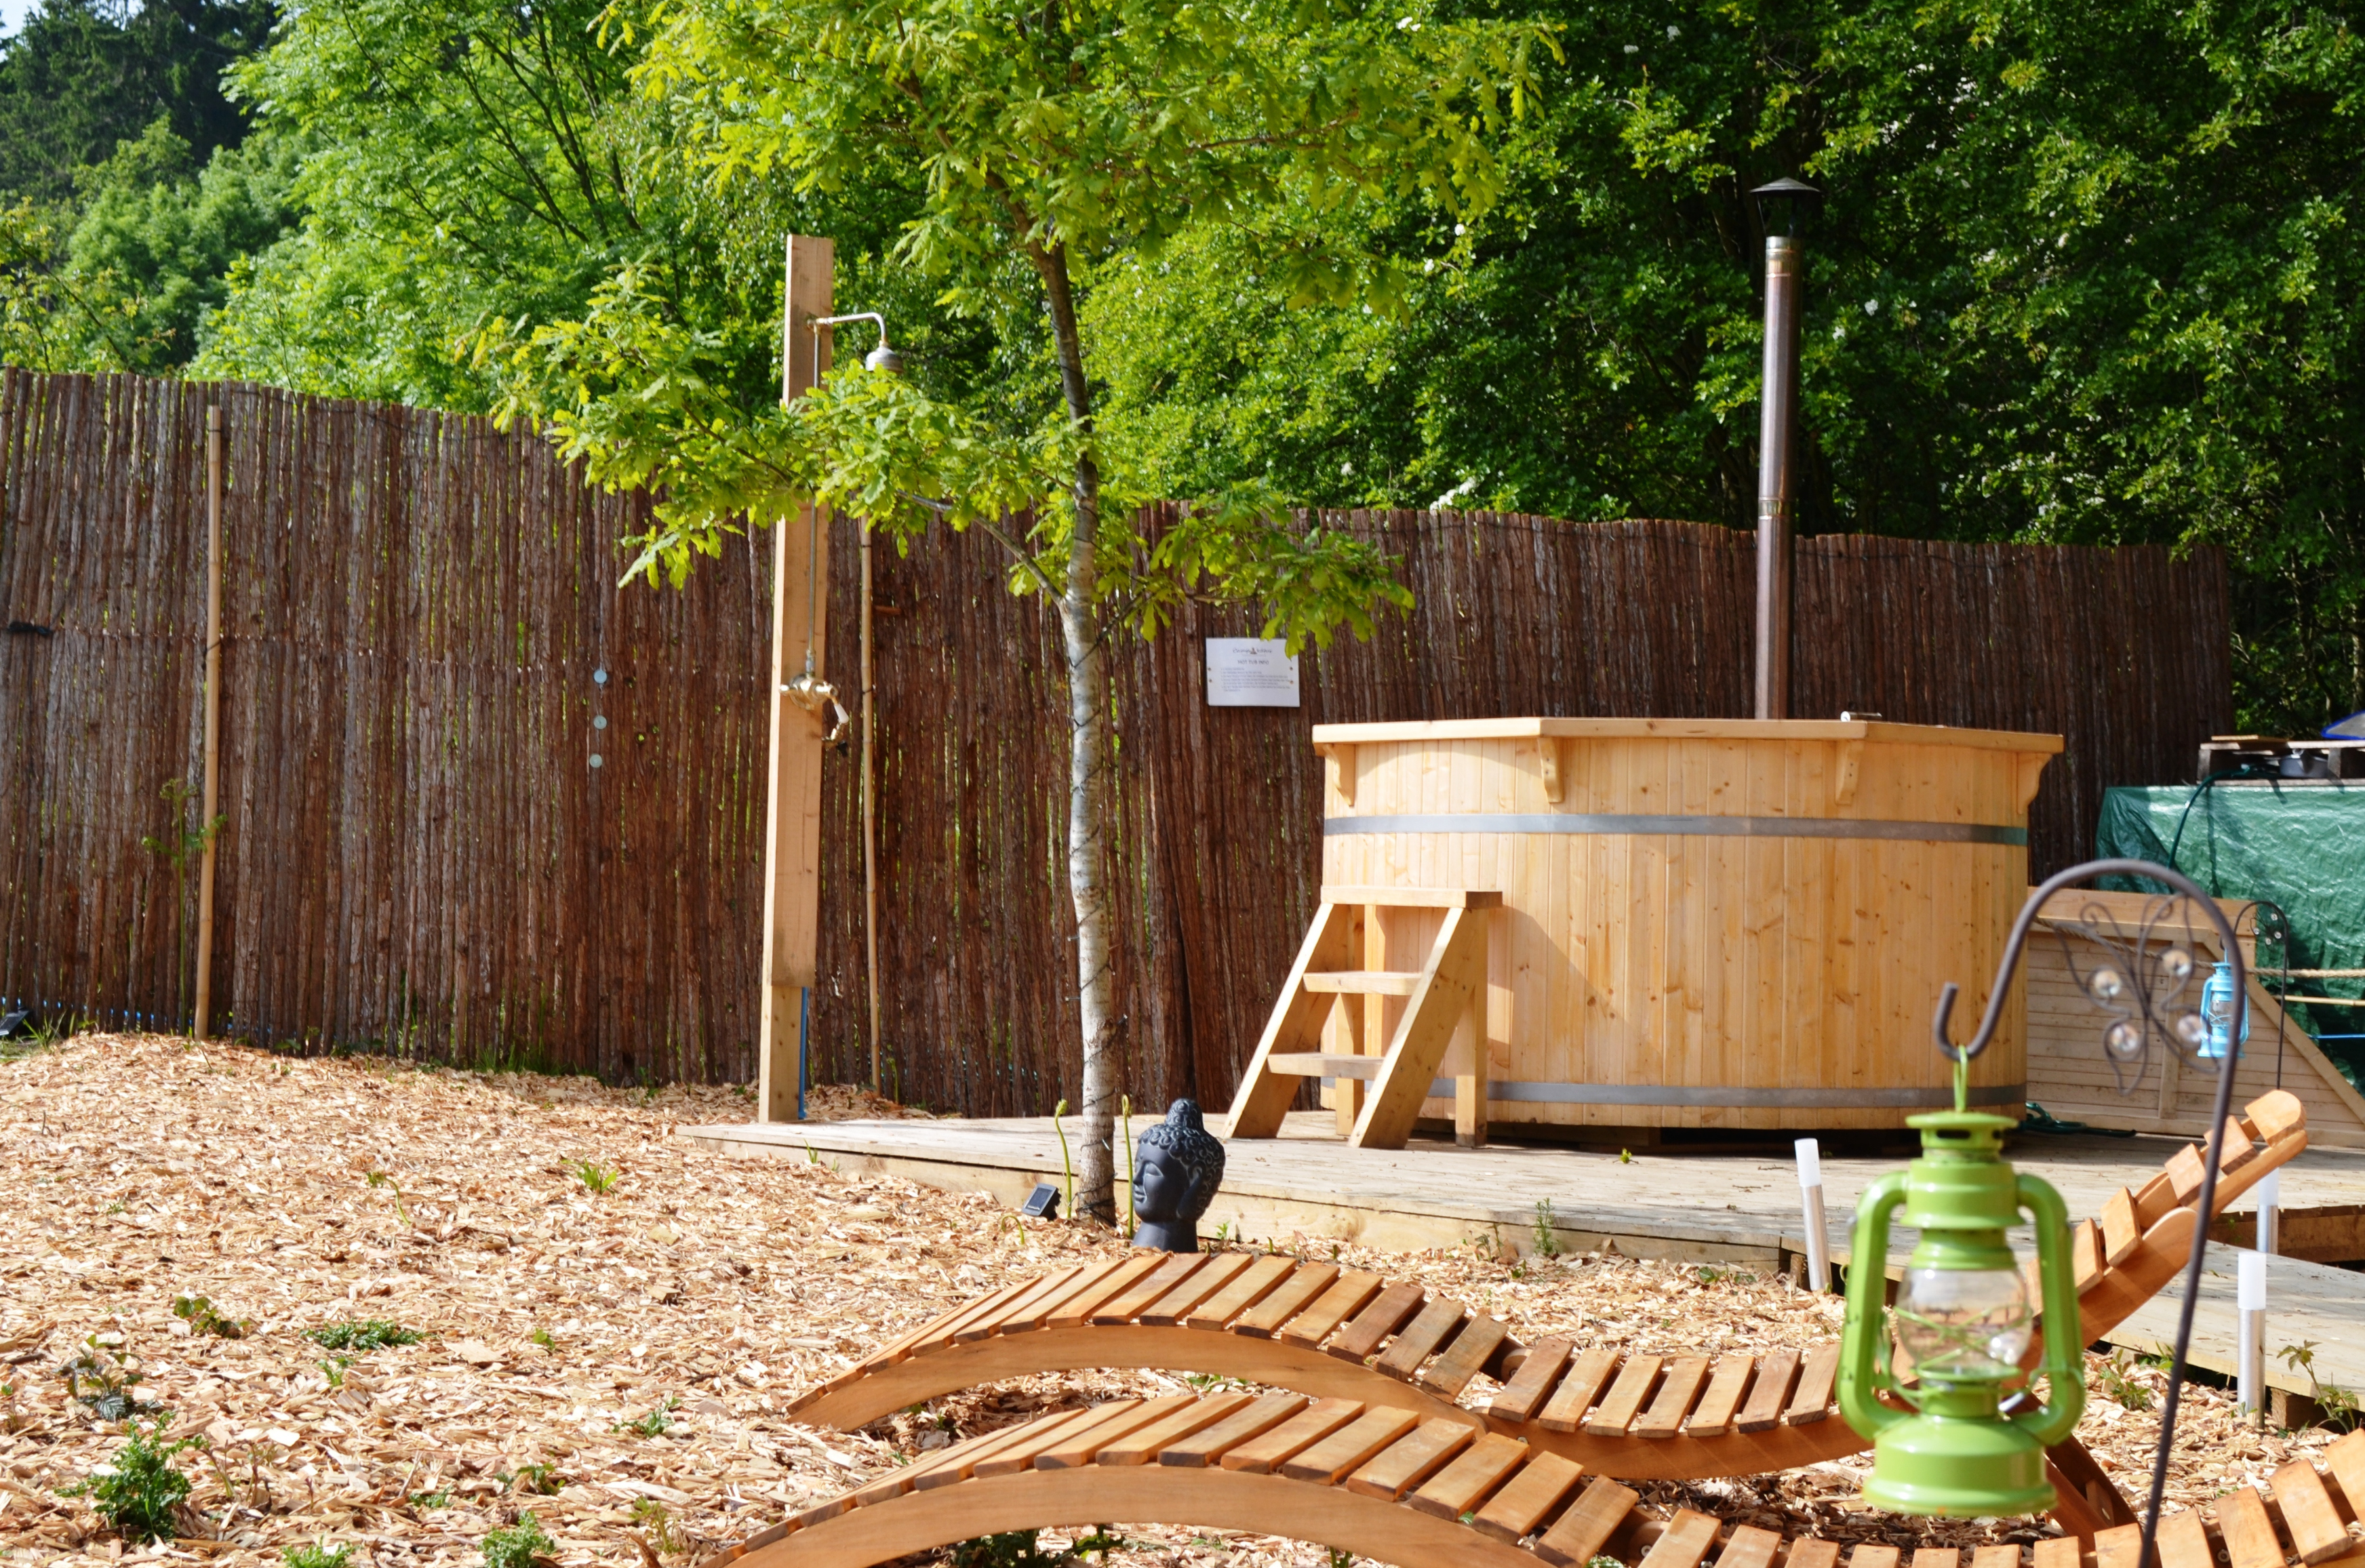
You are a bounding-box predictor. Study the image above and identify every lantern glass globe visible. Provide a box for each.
[1894,1264,2032,1381]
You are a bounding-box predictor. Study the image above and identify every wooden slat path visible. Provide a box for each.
[784,1093,2307,1485]
[695,1405,2365,1568]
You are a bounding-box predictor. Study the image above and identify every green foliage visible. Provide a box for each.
[284,1544,354,1568]
[2095,1349,2153,1412]
[2280,1341,2364,1432]
[1532,1201,1560,1258]
[171,1294,249,1340]
[570,1159,620,1194]
[616,1395,679,1437]
[496,1461,565,1496]
[304,1320,421,1352]
[62,1413,202,1544]
[631,1500,684,1556]
[56,1338,153,1420]
[951,1531,1066,1568]
[0,0,275,204]
[480,1512,556,1568]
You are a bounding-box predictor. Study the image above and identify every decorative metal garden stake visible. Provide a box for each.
[1836,1063,2084,1516]
[1869,858,2251,1553]
[1750,176,1819,721]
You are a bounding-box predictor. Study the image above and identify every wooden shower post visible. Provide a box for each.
[193,404,224,1039]
[756,235,835,1121]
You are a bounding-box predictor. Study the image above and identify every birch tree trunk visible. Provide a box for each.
[1035,239,1119,1223]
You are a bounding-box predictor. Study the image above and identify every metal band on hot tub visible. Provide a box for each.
[1385,1078,2030,1108]
[1322,812,2029,845]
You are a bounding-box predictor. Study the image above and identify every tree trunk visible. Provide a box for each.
[1034,240,1119,1224]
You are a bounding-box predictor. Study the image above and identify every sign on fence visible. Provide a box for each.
[1204,638,1300,707]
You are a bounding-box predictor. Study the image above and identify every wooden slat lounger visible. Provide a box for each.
[782,1091,2305,1485]
[702,1401,2365,1568]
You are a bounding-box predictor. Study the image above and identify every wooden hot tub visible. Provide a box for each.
[1299,717,2060,1132]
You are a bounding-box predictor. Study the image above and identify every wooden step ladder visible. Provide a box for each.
[1225,886,1498,1150]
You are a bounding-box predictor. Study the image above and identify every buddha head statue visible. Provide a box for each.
[1130,1099,1226,1252]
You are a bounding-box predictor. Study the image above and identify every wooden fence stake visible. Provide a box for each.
[193,403,224,1039]
[757,235,835,1121]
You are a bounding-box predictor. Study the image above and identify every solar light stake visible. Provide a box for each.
[1750,178,1821,721]
[2257,1167,2281,1255]
[1795,1138,1833,1292]
[2238,1250,2266,1420]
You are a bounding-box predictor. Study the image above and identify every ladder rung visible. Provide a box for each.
[1267,1053,1385,1080]
[1320,885,1503,909]
[1303,971,1423,996]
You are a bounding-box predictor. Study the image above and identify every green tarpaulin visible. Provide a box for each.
[2096,781,2365,1083]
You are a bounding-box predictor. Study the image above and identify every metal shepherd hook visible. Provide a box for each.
[1934,858,2247,1566]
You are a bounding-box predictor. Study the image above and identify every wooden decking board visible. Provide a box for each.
[1035,1394,1200,1469]
[1091,1255,1208,1326]
[1045,1253,1168,1329]
[1910,1549,1959,1568]
[1541,1346,1623,1432]
[1848,1546,1901,1568]
[1637,1508,1722,1568]
[2273,1459,2353,1564]
[1229,1262,1337,1338]
[1715,1525,1782,1568]
[2324,1431,2365,1529]
[1277,1407,1424,1485]
[1218,1397,1365,1474]
[976,1401,1145,1476]
[1785,1344,1841,1424]
[2219,1485,2284,1568]
[961,1264,1091,1342]
[1734,1348,1801,1434]
[2157,1508,2216,1568]
[1158,1392,1308,1468]
[1278,1270,1385,1348]
[1096,1392,1256,1467]
[999,1258,1145,1334]
[1138,1253,1255,1327]
[1376,1296,1468,1380]
[1684,1354,1756,1437]
[1488,1335,1573,1423]
[1467,1448,1583,1541]
[1632,1355,1713,1439]
[2092,1523,2145,1568]
[1331,1281,1428,1362]
[1787,1542,1842,1568]
[1968,1549,2019,1568]
[1185,1253,1298,1331]
[1341,1417,1475,1499]
[1534,1476,1642,1568]
[1420,1312,1510,1398]
[2101,1188,2143,1266]
[1409,1432,1533,1522]
[1586,1354,1665,1436]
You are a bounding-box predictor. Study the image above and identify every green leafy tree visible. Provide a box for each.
[1088,0,2365,733]
[506,0,1549,1216]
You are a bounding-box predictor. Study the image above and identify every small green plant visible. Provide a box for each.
[951,1530,1067,1568]
[497,1461,565,1495]
[317,1357,351,1390]
[631,1499,685,1556]
[1071,1527,1132,1562]
[1208,1219,1233,1249]
[481,1512,556,1568]
[409,1487,454,1510]
[1532,1200,1561,1259]
[616,1394,679,1436]
[172,1294,250,1340]
[1050,1098,1075,1220]
[305,1321,421,1352]
[61,1413,202,1544]
[1618,1148,1633,1164]
[57,1339,153,1420]
[284,1543,353,1568]
[2280,1342,2364,1432]
[2094,1350,2153,1412]
[1328,1550,1357,1568]
[364,1169,413,1226]
[530,1327,557,1349]
[570,1159,620,1194]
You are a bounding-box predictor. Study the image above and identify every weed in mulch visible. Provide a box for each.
[172,1293,251,1339]
[304,1319,421,1352]
[496,1460,566,1495]
[61,1412,203,1543]
[284,1544,353,1568]
[482,1512,558,1568]
[571,1158,621,1194]
[616,1394,679,1436]
[953,1531,1068,1568]
[57,1336,156,1420]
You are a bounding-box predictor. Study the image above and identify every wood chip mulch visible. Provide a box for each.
[0,1034,2341,1568]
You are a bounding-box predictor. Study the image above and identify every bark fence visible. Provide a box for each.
[0,371,2232,1112]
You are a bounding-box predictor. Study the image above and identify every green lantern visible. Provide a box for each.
[1836,1076,2084,1516]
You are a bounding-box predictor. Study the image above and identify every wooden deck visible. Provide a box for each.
[681,1112,2365,1398]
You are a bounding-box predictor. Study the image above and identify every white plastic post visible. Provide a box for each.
[2257,1167,2281,1256]
[1796,1138,1831,1292]
[2238,1249,2267,1418]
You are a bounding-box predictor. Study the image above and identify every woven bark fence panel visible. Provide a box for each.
[0,370,770,1082]
[0,373,2231,1105]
